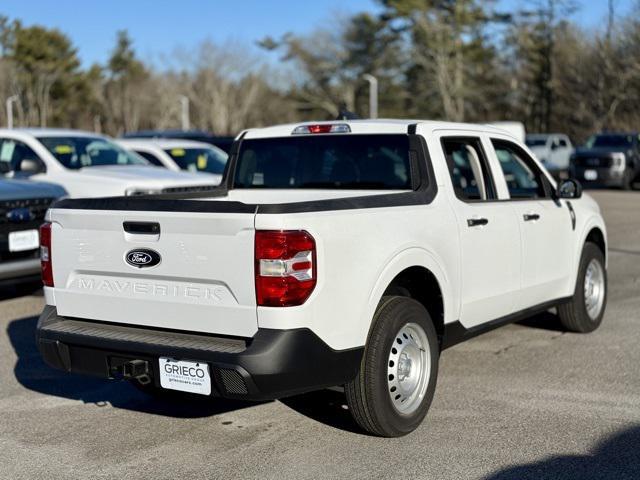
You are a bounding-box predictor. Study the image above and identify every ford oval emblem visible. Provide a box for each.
[125,249,161,268]
[7,207,34,223]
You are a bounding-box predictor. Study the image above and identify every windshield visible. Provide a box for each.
[233,134,412,189]
[525,138,547,147]
[38,136,148,169]
[164,147,227,174]
[585,134,635,149]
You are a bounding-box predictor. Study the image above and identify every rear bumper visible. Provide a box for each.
[36,306,363,400]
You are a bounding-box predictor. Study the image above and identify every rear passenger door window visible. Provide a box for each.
[442,137,495,201]
[491,140,549,199]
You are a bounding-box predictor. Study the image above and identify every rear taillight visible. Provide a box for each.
[255,230,316,307]
[40,222,53,287]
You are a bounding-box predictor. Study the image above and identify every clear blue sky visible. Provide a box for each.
[2,0,635,67]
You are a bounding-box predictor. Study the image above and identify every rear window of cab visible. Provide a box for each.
[233,134,412,189]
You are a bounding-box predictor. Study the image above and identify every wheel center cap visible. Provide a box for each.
[398,353,412,380]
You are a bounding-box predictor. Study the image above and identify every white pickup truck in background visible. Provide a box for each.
[36,120,607,437]
[526,133,574,178]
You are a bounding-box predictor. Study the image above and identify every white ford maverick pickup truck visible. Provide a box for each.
[36,120,607,437]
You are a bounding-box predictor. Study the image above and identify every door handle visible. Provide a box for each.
[523,213,540,222]
[467,218,489,227]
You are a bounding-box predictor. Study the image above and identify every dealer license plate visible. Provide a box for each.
[8,229,39,252]
[584,169,598,181]
[159,357,211,395]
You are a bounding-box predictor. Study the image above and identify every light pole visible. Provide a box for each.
[362,74,378,119]
[179,95,190,131]
[6,95,19,129]
[93,115,102,133]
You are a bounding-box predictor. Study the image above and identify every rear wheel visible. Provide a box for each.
[631,170,640,191]
[558,242,607,332]
[345,296,439,437]
[622,168,635,190]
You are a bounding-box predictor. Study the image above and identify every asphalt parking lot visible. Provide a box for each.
[0,190,638,480]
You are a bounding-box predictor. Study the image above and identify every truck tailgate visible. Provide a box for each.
[49,208,257,337]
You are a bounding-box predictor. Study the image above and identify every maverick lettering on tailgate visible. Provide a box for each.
[75,277,226,303]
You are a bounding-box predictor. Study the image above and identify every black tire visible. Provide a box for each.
[622,168,634,190]
[631,171,640,191]
[345,296,439,437]
[558,242,607,333]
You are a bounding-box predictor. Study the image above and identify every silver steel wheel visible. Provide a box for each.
[387,322,431,415]
[584,258,605,320]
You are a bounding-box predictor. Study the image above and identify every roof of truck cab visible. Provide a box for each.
[241,119,518,140]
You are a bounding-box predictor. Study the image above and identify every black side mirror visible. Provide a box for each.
[557,178,582,199]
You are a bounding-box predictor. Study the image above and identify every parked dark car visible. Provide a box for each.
[570,133,640,190]
[0,178,66,285]
[121,130,235,153]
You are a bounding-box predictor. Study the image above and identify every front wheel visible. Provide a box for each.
[631,170,640,191]
[558,242,607,332]
[345,296,439,437]
[622,167,637,190]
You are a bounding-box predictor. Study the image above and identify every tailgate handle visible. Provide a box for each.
[467,217,489,227]
[123,221,160,235]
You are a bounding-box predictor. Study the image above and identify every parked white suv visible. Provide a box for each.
[116,138,227,178]
[36,120,607,437]
[0,129,220,198]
